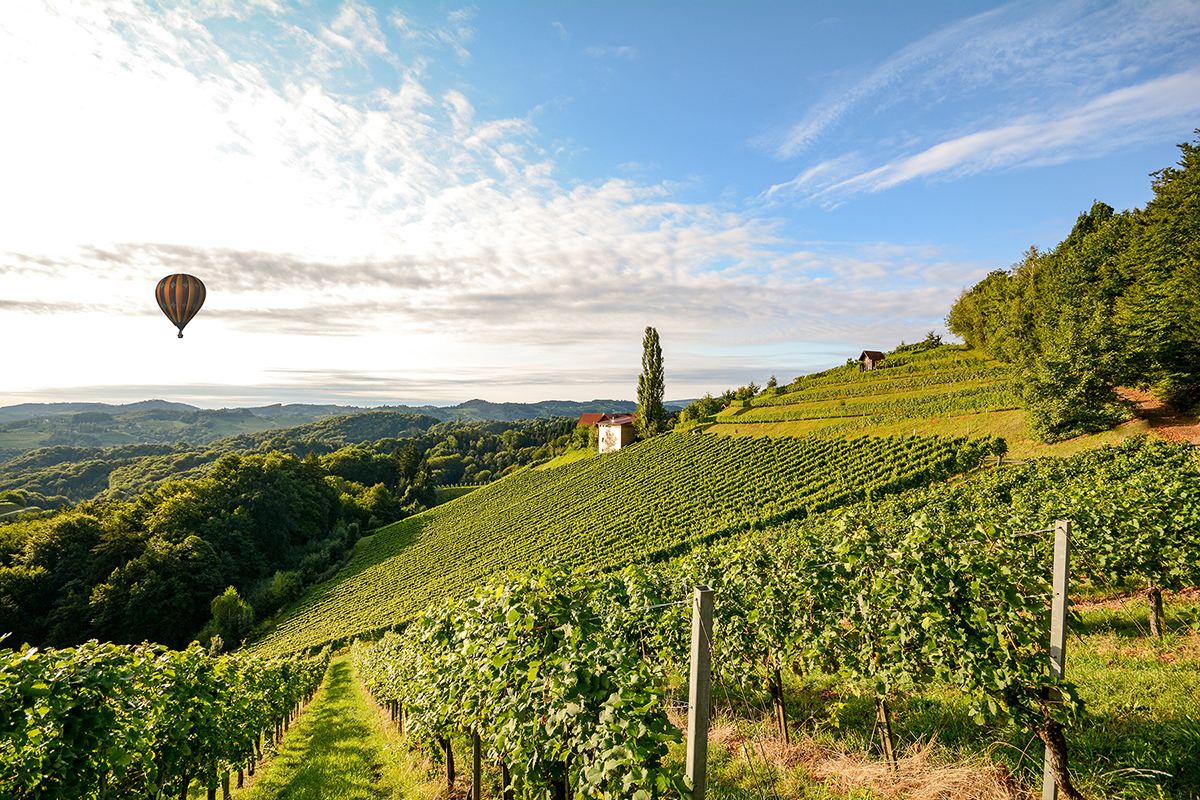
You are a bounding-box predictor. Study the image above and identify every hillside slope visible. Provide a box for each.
[251,432,992,656]
[702,344,1150,458]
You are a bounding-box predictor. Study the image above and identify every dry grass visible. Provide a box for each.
[696,713,1024,800]
[813,741,1020,800]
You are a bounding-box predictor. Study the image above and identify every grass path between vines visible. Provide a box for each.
[238,653,428,800]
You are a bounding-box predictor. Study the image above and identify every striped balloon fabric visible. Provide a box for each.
[155,274,206,338]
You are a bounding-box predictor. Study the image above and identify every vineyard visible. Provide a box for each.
[250,433,998,657]
[3,434,1195,799]
[352,436,1200,800]
[701,345,1035,443]
[719,382,1021,425]
[0,641,329,799]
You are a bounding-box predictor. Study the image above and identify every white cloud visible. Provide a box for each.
[763,0,1200,201]
[771,69,1200,202]
[584,45,637,60]
[325,2,391,60]
[388,6,475,63]
[0,0,975,405]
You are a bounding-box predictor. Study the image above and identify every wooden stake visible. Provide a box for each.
[471,731,482,800]
[501,761,514,800]
[875,695,897,773]
[1148,582,1164,638]
[441,737,455,790]
[769,663,789,744]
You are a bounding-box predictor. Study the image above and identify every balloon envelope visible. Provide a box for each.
[155,274,206,338]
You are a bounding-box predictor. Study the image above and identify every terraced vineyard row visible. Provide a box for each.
[717,382,1021,425]
[755,362,1013,407]
[777,346,1004,393]
[251,433,997,656]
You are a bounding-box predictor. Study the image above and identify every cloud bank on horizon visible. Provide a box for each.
[1,0,1196,406]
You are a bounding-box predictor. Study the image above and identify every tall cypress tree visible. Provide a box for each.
[636,326,665,438]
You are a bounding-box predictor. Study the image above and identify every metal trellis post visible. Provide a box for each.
[1042,519,1071,800]
[687,586,714,800]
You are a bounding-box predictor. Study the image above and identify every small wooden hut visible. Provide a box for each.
[859,350,886,372]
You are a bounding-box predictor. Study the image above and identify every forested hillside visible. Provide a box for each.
[0,403,360,457]
[947,132,1200,441]
[0,397,648,458]
[0,414,575,650]
[0,412,574,506]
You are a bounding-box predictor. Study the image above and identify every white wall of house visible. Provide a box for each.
[598,423,635,453]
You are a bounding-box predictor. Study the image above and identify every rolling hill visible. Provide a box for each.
[695,344,1149,459]
[251,430,994,656]
[0,398,667,458]
[250,342,1167,657]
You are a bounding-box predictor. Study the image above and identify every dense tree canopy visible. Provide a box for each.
[946,131,1200,441]
[0,415,575,651]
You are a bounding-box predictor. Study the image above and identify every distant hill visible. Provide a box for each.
[0,399,198,423]
[443,398,640,422]
[208,410,442,453]
[0,398,670,460]
[0,409,575,506]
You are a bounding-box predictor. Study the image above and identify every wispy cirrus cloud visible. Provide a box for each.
[762,0,1200,203]
[770,68,1200,202]
[584,44,637,60]
[388,6,476,63]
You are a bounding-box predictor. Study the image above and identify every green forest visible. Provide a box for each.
[0,397,646,459]
[947,132,1200,441]
[0,413,574,651]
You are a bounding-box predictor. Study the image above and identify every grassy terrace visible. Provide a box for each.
[677,593,1200,799]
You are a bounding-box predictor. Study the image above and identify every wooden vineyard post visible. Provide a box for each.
[442,736,455,790]
[769,662,789,744]
[1042,519,1071,800]
[471,731,482,800]
[687,586,714,800]
[501,761,514,800]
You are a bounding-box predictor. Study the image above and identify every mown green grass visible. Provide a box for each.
[535,447,596,470]
[236,654,432,800]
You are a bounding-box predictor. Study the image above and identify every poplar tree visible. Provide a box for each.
[636,326,665,438]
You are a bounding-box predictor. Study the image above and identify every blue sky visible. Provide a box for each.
[2,0,1198,407]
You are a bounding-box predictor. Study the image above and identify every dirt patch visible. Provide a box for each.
[1117,388,1200,444]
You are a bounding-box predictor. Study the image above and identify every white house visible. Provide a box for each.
[597,413,637,453]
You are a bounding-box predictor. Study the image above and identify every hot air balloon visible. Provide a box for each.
[155,274,206,338]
